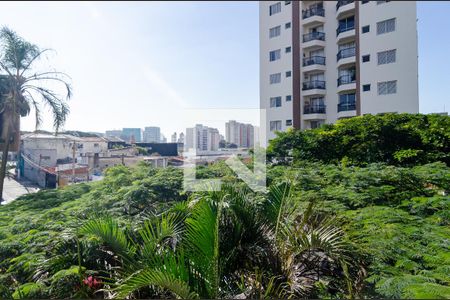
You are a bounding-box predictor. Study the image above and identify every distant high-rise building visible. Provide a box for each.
[143,127,161,143]
[105,130,122,138]
[225,120,255,148]
[178,132,185,144]
[185,124,220,152]
[161,134,167,143]
[171,132,177,143]
[122,128,142,143]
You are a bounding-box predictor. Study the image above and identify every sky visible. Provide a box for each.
[0,1,448,138]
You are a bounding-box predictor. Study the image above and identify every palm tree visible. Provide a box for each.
[0,26,72,202]
[78,182,357,299]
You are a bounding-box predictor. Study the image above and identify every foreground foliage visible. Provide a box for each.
[0,159,448,299]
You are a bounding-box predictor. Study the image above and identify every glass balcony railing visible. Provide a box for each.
[303,56,326,66]
[304,104,326,114]
[336,0,354,11]
[303,31,325,43]
[338,102,356,112]
[336,24,355,36]
[302,7,325,19]
[337,74,356,86]
[302,80,326,90]
[337,47,356,61]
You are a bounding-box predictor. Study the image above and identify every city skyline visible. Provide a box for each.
[0,1,448,138]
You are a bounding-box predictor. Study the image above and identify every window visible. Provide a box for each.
[285,1,291,5]
[363,84,371,91]
[286,71,291,77]
[362,55,370,62]
[377,49,396,65]
[270,120,282,131]
[362,0,369,3]
[310,120,324,129]
[377,18,396,35]
[270,97,282,108]
[286,119,292,126]
[269,49,281,61]
[377,80,397,95]
[286,95,292,101]
[270,73,281,84]
[269,2,281,16]
[338,16,355,33]
[377,0,391,4]
[285,46,291,53]
[269,26,281,38]
[285,22,291,29]
[362,25,370,33]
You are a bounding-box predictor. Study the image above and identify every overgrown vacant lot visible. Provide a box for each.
[0,114,449,299]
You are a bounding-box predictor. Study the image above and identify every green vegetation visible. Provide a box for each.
[0,114,449,299]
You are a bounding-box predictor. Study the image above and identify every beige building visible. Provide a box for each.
[260,0,419,144]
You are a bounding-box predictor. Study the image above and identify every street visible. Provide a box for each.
[1,175,39,205]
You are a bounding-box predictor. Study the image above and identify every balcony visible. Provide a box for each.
[337,74,355,86]
[336,24,355,36]
[303,31,325,43]
[302,7,325,26]
[337,94,356,118]
[302,80,326,96]
[303,7,324,19]
[302,32,326,50]
[338,102,356,112]
[303,104,327,120]
[303,56,326,66]
[304,104,326,114]
[337,46,355,61]
[336,0,355,18]
[303,80,326,90]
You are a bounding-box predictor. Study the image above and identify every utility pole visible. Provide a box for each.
[72,141,76,183]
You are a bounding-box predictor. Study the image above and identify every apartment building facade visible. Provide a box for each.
[260,0,419,143]
[225,120,255,148]
[185,124,221,152]
[143,126,161,143]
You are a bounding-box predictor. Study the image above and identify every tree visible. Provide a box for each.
[0,26,72,202]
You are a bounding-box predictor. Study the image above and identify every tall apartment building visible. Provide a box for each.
[225,120,255,148]
[185,124,221,152]
[143,126,161,143]
[260,0,419,143]
[105,130,123,139]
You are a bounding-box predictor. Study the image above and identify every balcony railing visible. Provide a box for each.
[303,31,325,43]
[302,7,325,19]
[336,24,355,36]
[337,74,356,86]
[338,102,356,112]
[303,56,326,66]
[336,0,354,10]
[337,47,356,61]
[302,80,326,90]
[304,104,326,114]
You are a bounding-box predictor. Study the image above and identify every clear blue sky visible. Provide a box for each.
[0,1,448,138]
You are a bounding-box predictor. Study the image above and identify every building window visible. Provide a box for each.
[286,71,291,77]
[378,80,397,95]
[377,18,396,35]
[362,54,370,62]
[269,26,281,38]
[285,22,291,29]
[310,120,324,129]
[286,119,292,126]
[377,0,391,4]
[270,120,282,131]
[285,1,291,5]
[363,84,371,91]
[362,25,370,33]
[286,95,292,101]
[285,46,291,53]
[362,0,369,3]
[269,2,281,16]
[377,49,396,65]
[269,73,281,84]
[269,49,281,61]
[270,96,282,108]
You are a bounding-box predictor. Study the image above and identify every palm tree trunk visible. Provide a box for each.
[0,119,11,203]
